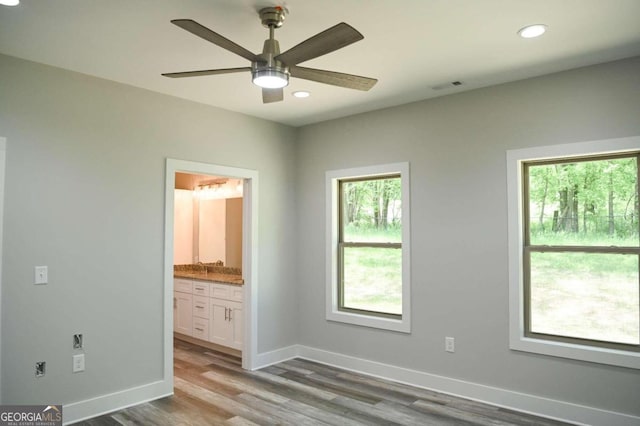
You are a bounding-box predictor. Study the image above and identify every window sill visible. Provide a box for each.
[327,309,410,333]
[510,334,640,369]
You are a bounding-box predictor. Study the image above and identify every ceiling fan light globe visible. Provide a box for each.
[252,69,289,89]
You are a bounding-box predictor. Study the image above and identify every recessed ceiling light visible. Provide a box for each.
[518,24,547,39]
[0,0,20,5]
[292,91,310,98]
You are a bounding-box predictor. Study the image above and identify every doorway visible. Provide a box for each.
[163,159,258,394]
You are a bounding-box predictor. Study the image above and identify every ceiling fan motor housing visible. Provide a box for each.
[252,14,290,88]
[253,38,289,88]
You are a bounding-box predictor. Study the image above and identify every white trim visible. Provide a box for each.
[164,159,260,379]
[0,137,6,404]
[506,135,640,369]
[62,381,171,425]
[325,162,411,333]
[255,343,639,426]
[59,341,640,426]
[252,344,300,370]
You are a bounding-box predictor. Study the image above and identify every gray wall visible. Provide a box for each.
[2,49,640,418]
[294,56,640,416]
[0,53,298,404]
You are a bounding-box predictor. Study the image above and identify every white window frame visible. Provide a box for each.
[507,136,640,369]
[326,162,411,333]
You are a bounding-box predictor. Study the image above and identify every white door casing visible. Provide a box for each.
[163,158,258,396]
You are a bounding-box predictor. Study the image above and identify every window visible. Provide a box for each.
[340,176,402,316]
[507,137,640,368]
[326,163,410,332]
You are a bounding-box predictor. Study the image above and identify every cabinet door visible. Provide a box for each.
[209,298,232,346]
[228,301,243,350]
[174,291,193,336]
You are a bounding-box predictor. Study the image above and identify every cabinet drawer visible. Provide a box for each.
[193,295,210,319]
[210,283,243,302]
[192,317,209,340]
[174,279,192,294]
[193,282,210,297]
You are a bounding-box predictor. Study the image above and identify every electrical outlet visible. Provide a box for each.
[36,361,46,377]
[72,354,85,373]
[445,337,455,353]
[73,334,83,349]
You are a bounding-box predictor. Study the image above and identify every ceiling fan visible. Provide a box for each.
[162,6,378,103]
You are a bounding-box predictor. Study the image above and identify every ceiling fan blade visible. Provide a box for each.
[262,88,284,104]
[162,67,251,78]
[275,22,363,66]
[171,19,259,62]
[290,66,377,91]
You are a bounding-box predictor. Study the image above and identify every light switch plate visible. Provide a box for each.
[73,354,85,373]
[35,266,48,285]
[445,336,455,353]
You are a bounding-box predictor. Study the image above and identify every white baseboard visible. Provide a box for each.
[62,380,172,425]
[63,345,640,426]
[252,344,300,370]
[62,342,297,423]
[256,344,640,426]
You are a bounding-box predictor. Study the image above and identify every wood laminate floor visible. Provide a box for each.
[75,339,571,425]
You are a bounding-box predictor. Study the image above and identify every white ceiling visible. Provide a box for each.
[1,0,640,127]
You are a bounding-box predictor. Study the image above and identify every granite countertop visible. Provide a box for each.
[174,263,244,285]
[173,270,244,286]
